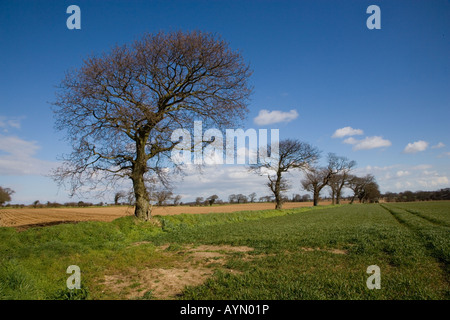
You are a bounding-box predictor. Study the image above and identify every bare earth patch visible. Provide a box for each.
[102,244,254,299]
[104,266,214,300]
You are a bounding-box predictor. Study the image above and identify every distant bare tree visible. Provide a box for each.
[251,139,319,209]
[195,197,204,206]
[259,195,273,203]
[152,190,173,206]
[52,30,252,220]
[362,181,381,203]
[301,167,333,206]
[0,187,14,206]
[126,190,135,206]
[301,194,311,202]
[347,174,377,204]
[235,194,248,203]
[206,194,219,206]
[173,195,182,206]
[248,192,257,203]
[301,153,355,206]
[114,191,126,205]
[347,175,364,204]
[327,154,356,204]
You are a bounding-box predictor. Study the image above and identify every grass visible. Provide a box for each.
[0,202,449,299]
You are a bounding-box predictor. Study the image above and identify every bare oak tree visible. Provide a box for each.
[362,181,381,203]
[301,153,352,206]
[327,153,356,204]
[347,174,377,204]
[301,167,333,206]
[195,197,204,206]
[173,194,182,206]
[152,189,173,206]
[0,187,14,206]
[206,194,219,206]
[114,191,126,205]
[52,30,252,220]
[251,139,319,209]
[228,194,237,203]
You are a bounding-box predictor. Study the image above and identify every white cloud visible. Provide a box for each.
[354,165,399,179]
[357,163,449,193]
[431,142,445,149]
[396,170,410,177]
[0,135,41,157]
[411,164,433,170]
[0,134,56,176]
[335,127,391,151]
[429,176,449,185]
[403,140,429,154]
[344,136,392,150]
[364,165,398,172]
[254,109,298,126]
[395,176,449,190]
[332,126,364,138]
[343,137,358,145]
[0,116,23,132]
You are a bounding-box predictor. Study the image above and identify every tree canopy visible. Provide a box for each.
[52,30,253,220]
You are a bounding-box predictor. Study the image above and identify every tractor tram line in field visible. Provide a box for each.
[379,204,450,280]
[400,208,450,228]
[379,203,449,232]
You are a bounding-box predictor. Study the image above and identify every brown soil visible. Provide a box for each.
[0,202,335,230]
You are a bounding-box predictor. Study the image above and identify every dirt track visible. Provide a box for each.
[0,202,330,230]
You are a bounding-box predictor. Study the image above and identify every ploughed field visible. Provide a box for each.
[0,202,326,230]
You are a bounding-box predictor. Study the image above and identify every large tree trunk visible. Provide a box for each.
[336,189,341,204]
[132,134,151,220]
[274,171,283,210]
[132,174,151,220]
[336,180,345,205]
[275,195,283,209]
[313,190,319,206]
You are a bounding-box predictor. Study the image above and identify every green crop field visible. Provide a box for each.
[0,202,449,300]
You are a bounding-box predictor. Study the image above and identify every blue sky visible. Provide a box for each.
[1,0,449,204]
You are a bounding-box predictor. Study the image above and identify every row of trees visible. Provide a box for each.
[115,191,304,207]
[114,189,180,206]
[137,147,380,208]
[29,201,103,208]
[0,200,105,208]
[249,139,381,209]
[5,185,450,208]
[383,188,450,202]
